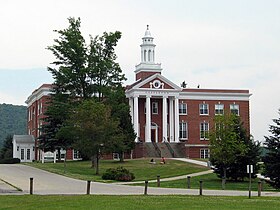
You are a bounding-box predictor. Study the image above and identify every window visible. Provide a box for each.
[215,104,224,115]
[199,104,209,115]
[200,122,209,140]
[73,150,81,160]
[113,153,120,160]
[179,103,187,115]
[200,149,210,159]
[179,122,188,139]
[27,149,30,160]
[152,102,158,114]
[230,104,239,115]
[20,149,24,160]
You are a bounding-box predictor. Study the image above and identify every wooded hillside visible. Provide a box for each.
[0,103,27,148]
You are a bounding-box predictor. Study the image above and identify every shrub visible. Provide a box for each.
[0,158,20,164]
[102,167,135,182]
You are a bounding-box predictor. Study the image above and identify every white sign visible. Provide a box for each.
[247,165,253,173]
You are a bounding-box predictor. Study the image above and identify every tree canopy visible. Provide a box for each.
[40,17,135,170]
[263,109,280,189]
[209,114,259,181]
[0,103,27,149]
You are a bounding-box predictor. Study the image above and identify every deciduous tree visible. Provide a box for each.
[210,114,248,182]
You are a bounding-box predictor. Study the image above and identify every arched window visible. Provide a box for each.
[148,50,151,62]
[144,50,147,61]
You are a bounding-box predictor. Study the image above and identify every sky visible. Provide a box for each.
[0,0,280,143]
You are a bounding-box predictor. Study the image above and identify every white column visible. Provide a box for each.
[41,150,45,164]
[169,98,174,142]
[129,97,134,124]
[162,96,167,142]
[133,96,139,142]
[174,97,180,142]
[145,96,151,142]
[53,150,57,163]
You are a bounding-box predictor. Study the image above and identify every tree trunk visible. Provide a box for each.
[222,167,227,190]
[91,156,95,168]
[95,155,99,175]
[58,148,61,162]
[63,154,67,174]
[119,152,124,162]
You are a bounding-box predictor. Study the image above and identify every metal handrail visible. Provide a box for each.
[152,142,161,157]
[164,138,175,158]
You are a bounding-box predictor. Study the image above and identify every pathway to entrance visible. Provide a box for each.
[1,163,280,196]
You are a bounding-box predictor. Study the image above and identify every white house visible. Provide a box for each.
[13,135,35,162]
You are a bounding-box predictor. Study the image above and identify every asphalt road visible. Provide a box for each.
[1,164,280,196]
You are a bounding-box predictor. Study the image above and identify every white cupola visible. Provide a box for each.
[135,25,162,80]
[141,25,156,63]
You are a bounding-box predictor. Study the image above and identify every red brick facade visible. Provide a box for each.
[125,26,251,159]
[26,84,76,161]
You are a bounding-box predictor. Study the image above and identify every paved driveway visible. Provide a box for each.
[1,164,280,196]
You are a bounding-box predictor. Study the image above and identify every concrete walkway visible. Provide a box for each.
[113,170,213,185]
[1,164,280,196]
[170,158,209,167]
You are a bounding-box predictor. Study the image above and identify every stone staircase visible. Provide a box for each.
[142,142,187,158]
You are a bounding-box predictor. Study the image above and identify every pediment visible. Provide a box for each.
[132,73,181,90]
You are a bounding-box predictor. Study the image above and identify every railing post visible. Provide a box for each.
[144,180,148,195]
[258,180,262,197]
[86,180,91,195]
[187,176,191,189]
[29,177,33,195]
[157,175,160,187]
[199,180,203,196]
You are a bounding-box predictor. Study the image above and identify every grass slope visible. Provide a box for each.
[139,172,278,192]
[1,195,280,210]
[26,159,208,182]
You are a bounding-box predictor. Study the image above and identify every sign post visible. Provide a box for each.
[247,165,253,198]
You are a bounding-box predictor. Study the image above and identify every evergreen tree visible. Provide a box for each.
[105,86,136,162]
[0,135,13,159]
[38,92,73,160]
[263,109,280,189]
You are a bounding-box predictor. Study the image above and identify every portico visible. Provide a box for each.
[127,91,181,143]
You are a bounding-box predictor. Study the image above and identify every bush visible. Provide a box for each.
[0,158,20,164]
[102,167,135,182]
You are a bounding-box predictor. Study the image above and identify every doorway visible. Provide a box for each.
[151,122,158,143]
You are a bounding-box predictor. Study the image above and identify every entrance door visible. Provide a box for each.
[20,148,32,162]
[151,129,156,142]
[151,122,158,142]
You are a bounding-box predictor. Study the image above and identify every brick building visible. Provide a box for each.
[25,26,251,161]
[125,26,251,159]
[25,84,79,161]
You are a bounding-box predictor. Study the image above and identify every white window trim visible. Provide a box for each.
[200,149,210,159]
[230,104,240,116]
[215,104,224,115]
[200,122,209,140]
[179,121,188,140]
[199,103,209,115]
[152,102,158,114]
[179,103,187,115]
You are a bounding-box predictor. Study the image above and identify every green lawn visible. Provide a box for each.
[0,195,280,210]
[137,172,279,192]
[25,158,207,182]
